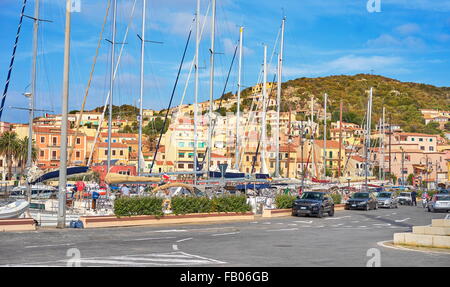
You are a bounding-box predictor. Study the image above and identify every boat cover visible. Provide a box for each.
[30,166,89,184]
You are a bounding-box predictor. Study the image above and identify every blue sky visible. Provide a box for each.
[1,0,449,123]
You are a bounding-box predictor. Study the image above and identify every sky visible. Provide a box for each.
[0,0,449,124]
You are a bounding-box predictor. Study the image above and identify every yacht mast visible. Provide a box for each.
[26,0,39,204]
[365,87,373,191]
[323,93,327,179]
[57,0,72,229]
[107,0,117,171]
[138,0,146,176]
[193,0,200,184]
[275,17,285,178]
[310,96,315,178]
[207,0,216,175]
[235,26,243,170]
[260,45,268,174]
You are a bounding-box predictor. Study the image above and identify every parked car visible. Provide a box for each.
[345,192,378,210]
[397,192,413,206]
[292,191,334,218]
[427,194,450,213]
[376,191,398,209]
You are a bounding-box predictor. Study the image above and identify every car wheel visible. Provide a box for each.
[317,208,323,218]
[291,211,297,217]
[328,207,335,217]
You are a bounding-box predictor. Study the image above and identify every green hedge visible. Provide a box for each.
[330,193,342,204]
[275,194,297,209]
[211,195,251,213]
[171,196,212,215]
[114,196,164,217]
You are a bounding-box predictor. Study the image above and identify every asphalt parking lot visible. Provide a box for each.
[0,204,449,267]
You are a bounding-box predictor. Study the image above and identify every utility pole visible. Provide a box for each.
[401,148,405,187]
[323,93,327,179]
[57,0,71,229]
[107,0,117,172]
[275,17,285,178]
[310,96,315,178]
[235,26,243,170]
[137,0,146,176]
[26,0,39,205]
[207,0,216,176]
[193,0,200,184]
[425,154,429,191]
[300,122,305,191]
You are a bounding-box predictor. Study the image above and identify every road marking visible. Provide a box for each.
[394,218,410,223]
[25,243,74,249]
[266,228,298,232]
[125,237,176,242]
[262,222,272,225]
[2,251,226,267]
[359,226,367,228]
[331,224,344,227]
[176,237,193,243]
[351,221,360,223]
[293,220,312,224]
[287,224,297,226]
[325,216,351,220]
[172,244,179,251]
[276,222,284,225]
[373,223,391,226]
[250,222,258,224]
[211,232,240,237]
[153,229,187,233]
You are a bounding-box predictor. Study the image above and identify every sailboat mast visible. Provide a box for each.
[323,93,327,179]
[260,45,268,174]
[57,0,71,229]
[138,0,146,176]
[310,96,315,178]
[26,0,39,204]
[207,0,216,175]
[365,87,373,191]
[193,0,200,184]
[107,0,117,172]
[235,26,243,170]
[382,106,386,181]
[275,17,285,178]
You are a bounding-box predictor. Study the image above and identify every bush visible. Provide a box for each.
[114,196,164,217]
[330,193,342,204]
[275,194,297,209]
[211,195,251,213]
[171,196,212,215]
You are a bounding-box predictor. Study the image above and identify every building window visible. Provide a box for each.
[178,153,185,158]
[112,150,116,156]
[76,137,81,144]
[120,150,124,156]
[104,150,107,155]
[419,138,423,142]
[188,164,194,169]
[178,163,184,169]
[429,138,433,142]
[411,138,415,141]
[40,151,44,157]
[40,137,45,143]
[429,146,434,151]
[76,151,80,158]
[52,151,57,159]
[420,146,425,150]
[52,137,57,145]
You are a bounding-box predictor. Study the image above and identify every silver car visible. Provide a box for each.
[376,191,399,208]
[427,194,450,213]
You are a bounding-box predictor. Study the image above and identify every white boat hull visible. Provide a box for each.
[0,200,29,219]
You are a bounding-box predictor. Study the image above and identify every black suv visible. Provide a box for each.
[292,191,335,218]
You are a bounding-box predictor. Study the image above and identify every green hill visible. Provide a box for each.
[280,74,450,134]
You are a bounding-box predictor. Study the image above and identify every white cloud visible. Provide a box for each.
[395,23,421,35]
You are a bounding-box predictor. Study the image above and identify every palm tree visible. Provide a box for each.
[16,137,38,176]
[0,131,20,180]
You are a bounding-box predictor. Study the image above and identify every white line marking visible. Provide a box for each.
[172,244,178,251]
[153,229,187,233]
[266,228,299,232]
[287,224,297,226]
[395,218,410,223]
[332,223,344,227]
[325,216,351,220]
[293,220,312,224]
[176,237,193,243]
[125,237,176,242]
[250,221,258,224]
[373,223,391,226]
[359,226,367,228]
[25,243,74,249]
[262,222,272,224]
[211,232,240,237]
[276,222,284,225]
[351,221,360,223]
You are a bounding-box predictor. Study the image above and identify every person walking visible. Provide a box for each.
[411,190,417,206]
[120,184,130,197]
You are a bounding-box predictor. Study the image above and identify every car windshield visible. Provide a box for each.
[436,195,450,201]
[301,192,324,200]
[378,192,391,198]
[351,193,369,199]
[399,193,410,197]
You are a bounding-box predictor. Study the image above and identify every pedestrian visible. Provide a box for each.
[411,190,417,206]
[120,184,130,197]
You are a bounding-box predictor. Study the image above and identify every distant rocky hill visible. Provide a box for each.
[278,74,450,134]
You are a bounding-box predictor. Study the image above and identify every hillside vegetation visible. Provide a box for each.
[280,74,450,134]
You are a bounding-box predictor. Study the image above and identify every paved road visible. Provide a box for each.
[0,205,449,267]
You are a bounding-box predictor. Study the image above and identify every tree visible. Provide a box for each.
[407,173,414,186]
[16,137,38,176]
[0,131,19,180]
